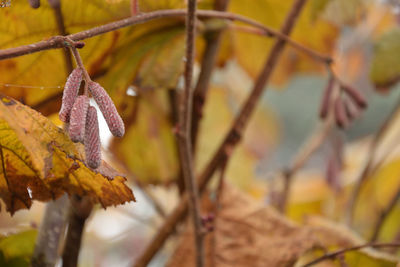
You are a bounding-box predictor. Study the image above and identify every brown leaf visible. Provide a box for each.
[0,94,135,214]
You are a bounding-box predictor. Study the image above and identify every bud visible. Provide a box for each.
[59,68,83,122]
[334,97,348,129]
[319,76,334,119]
[84,106,101,169]
[88,81,125,137]
[341,85,367,109]
[69,95,89,143]
[28,0,40,8]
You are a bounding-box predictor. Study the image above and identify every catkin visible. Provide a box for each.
[88,81,125,137]
[59,68,83,122]
[84,106,101,169]
[69,95,89,143]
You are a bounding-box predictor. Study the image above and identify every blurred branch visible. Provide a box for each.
[370,182,400,242]
[176,1,204,266]
[277,119,334,212]
[50,0,74,75]
[191,0,230,153]
[0,9,331,65]
[133,1,308,266]
[32,194,69,267]
[346,98,400,226]
[62,195,93,267]
[301,242,400,267]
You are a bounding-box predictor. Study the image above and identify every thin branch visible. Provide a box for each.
[0,9,331,65]
[370,182,400,242]
[62,195,93,267]
[191,0,230,153]
[301,242,400,267]
[50,0,74,75]
[133,1,308,266]
[346,97,400,226]
[176,1,204,266]
[32,194,69,267]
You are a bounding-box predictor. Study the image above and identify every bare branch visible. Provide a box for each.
[0,9,331,65]
[133,1,308,266]
[301,242,400,267]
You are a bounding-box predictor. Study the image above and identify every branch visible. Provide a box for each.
[61,195,93,267]
[176,1,204,266]
[191,0,230,153]
[301,242,400,267]
[50,0,74,75]
[0,9,331,65]
[370,183,400,242]
[32,194,69,267]
[345,97,400,226]
[133,1,308,266]
[277,119,334,212]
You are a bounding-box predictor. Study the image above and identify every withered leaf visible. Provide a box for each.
[0,94,135,214]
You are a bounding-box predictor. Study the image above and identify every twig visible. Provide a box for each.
[346,97,400,226]
[62,195,93,267]
[277,119,334,212]
[176,1,204,266]
[32,194,69,267]
[370,182,400,242]
[50,0,74,75]
[130,0,139,16]
[133,1,308,266]
[191,0,230,153]
[301,242,400,267]
[0,9,331,65]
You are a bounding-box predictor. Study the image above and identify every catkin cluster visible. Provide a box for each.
[59,68,125,169]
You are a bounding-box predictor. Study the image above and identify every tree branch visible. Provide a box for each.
[301,242,400,267]
[370,182,400,242]
[176,1,204,266]
[0,9,331,65]
[191,0,230,153]
[32,194,69,267]
[346,97,400,226]
[62,195,93,267]
[133,1,308,266]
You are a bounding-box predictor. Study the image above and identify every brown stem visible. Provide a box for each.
[346,98,400,226]
[176,1,204,266]
[51,1,74,75]
[191,0,230,154]
[133,1,307,266]
[0,9,331,65]
[32,194,69,267]
[61,195,93,267]
[370,183,400,242]
[301,242,400,267]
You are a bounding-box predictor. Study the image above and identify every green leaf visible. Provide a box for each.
[370,28,400,88]
[0,230,37,267]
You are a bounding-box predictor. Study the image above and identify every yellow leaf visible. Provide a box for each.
[0,94,135,214]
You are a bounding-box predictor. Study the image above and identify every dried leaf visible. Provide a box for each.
[0,94,135,214]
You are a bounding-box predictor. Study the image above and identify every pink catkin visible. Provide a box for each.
[84,106,101,169]
[69,95,90,143]
[59,68,83,122]
[88,81,125,137]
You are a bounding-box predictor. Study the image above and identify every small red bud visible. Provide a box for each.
[319,76,335,119]
[341,85,367,109]
[334,97,348,129]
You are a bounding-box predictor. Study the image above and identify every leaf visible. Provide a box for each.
[370,28,400,89]
[0,94,135,214]
[168,183,397,267]
[229,0,338,85]
[0,230,37,267]
[110,91,179,184]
